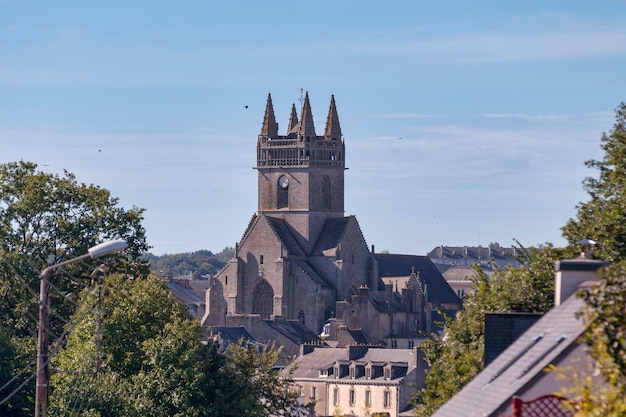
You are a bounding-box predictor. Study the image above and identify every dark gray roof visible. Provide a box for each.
[374,254,461,305]
[293,259,333,288]
[431,295,586,417]
[166,281,204,305]
[209,326,260,347]
[263,319,322,345]
[312,217,352,254]
[265,216,306,256]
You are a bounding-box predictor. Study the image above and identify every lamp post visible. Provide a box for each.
[35,239,128,417]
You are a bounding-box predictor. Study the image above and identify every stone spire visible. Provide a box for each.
[287,103,299,133]
[260,93,278,137]
[324,94,342,140]
[297,91,316,137]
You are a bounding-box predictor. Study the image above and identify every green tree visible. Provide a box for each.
[0,161,148,415]
[562,103,626,261]
[413,244,567,416]
[552,263,626,416]
[49,274,298,417]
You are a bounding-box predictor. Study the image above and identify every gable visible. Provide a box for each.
[311,215,368,256]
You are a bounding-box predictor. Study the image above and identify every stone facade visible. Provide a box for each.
[287,345,425,417]
[201,93,461,348]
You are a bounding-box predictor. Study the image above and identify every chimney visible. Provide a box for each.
[554,240,609,306]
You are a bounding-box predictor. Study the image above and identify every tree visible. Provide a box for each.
[412,244,568,416]
[0,161,149,414]
[562,103,626,261]
[49,274,299,417]
[550,262,626,416]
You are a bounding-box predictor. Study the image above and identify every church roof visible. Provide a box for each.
[374,254,461,305]
[311,216,354,255]
[263,319,322,345]
[294,259,333,288]
[324,94,342,140]
[287,102,298,133]
[264,215,306,256]
[260,93,278,137]
[165,280,205,306]
[295,91,316,137]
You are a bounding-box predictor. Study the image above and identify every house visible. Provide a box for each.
[430,253,609,417]
[286,344,425,417]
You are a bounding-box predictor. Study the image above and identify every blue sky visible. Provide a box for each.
[2,1,625,256]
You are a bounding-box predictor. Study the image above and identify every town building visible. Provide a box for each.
[200,93,461,352]
[287,344,425,417]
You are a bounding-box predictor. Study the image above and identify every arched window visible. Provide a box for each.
[252,279,274,319]
[298,309,305,326]
[277,176,288,209]
[322,176,331,209]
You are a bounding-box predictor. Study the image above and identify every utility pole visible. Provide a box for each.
[34,240,127,417]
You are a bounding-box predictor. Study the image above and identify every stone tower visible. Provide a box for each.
[256,92,345,253]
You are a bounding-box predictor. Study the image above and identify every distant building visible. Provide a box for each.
[427,245,526,270]
[201,94,461,351]
[428,245,530,297]
[286,345,425,417]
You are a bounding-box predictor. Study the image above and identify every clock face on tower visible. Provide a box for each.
[278,175,289,189]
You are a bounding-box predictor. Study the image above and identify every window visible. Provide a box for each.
[408,340,414,349]
[260,255,264,264]
[391,339,397,349]
[365,367,371,379]
[384,390,391,408]
[349,388,355,406]
[458,289,465,298]
[277,177,288,208]
[252,279,274,319]
[311,386,317,400]
[349,367,355,379]
[298,309,305,325]
[365,389,371,406]
[384,368,391,380]
[225,275,228,285]
[333,388,339,406]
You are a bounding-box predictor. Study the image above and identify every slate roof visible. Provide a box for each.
[290,347,416,380]
[374,254,460,305]
[209,326,262,347]
[293,259,333,288]
[431,294,587,417]
[166,280,205,305]
[263,319,322,345]
[265,216,306,256]
[312,217,352,255]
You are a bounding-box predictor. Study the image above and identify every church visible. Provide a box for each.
[201,93,461,351]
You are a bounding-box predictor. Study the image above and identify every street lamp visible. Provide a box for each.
[35,239,128,417]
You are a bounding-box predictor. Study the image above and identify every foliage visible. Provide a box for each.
[0,161,148,414]
[549,263,626,416]
[562,103,626,261]
[49,274,298,417]
[143,247,234,278]
[412,244,566,416]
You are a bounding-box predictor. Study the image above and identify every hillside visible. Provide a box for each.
[143,247,235,279]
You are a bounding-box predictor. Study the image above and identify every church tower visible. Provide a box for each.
[256,92,345,252]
